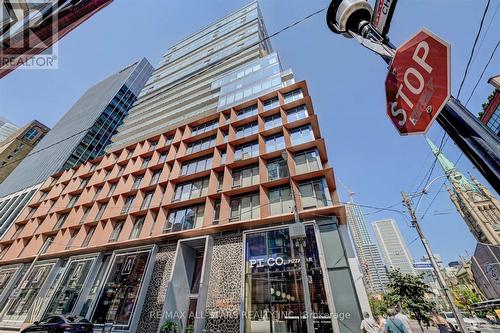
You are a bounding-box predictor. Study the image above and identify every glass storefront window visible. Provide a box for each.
[91,250,151,329]
[45,258,95,316]
[2,263,54,320]
[0,267,18,295]
[244,226,333,333]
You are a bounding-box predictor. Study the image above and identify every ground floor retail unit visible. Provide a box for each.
[0,218,363,333]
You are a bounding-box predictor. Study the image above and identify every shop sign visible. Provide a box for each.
[121,256,136,275]
[248,256,312,268]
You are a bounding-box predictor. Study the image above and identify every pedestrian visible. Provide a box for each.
[430,310,451,333]
[377,315,387,331]
[361,312,379,333]
[395,306,413,333]
[380,308,408,333]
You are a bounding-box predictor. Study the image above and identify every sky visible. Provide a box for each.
[0,0,498,264]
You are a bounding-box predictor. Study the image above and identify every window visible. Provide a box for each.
[41,236,54,254]
[103,169,111,181]
[165,135,174,145]
[265,133,285,152]
[290,125,314,145]
[26,207,36,220]
[126,150,133,159]
[23,128,39,140]
[158,152,167,164]
[287,105,308,122]
[283,89,303,103]
[230,192,260,221]
[264,114,282,130]
[186,136,216,154]
[213,200,221,224]
[65,231,77,250]
[141,157,151,169]
[122,195,135,214]
[141,191,155,210]
[89,163,97,172]
[150,169,162,185]
[299,178,330,209]
[222,131,228,143]
[95,203,107,220]
[117,166,125,177]
[234,141,259,160]
[11,224,25,240]
[164,205,205,232]
[38,191,48,202]
[130,216,145,239]
[81,227,95,247]
[263,96,279,111]
[236,122,258,139]
[233,164,259,188]
[269,186,293,215]
[80,207,90,224]
[267,158,289,181]
[174,177,209,201]
[67,195,79,208]
[236,105,258,120]
[133,174,143,189]
[181,155,213,176]
[220,150,227,165]
[191,120,218,136]
[54,213,69,230]
[294,149,321,174]
[149,141,158,151]
[79,178,90,189]
[107,183,117,196]
[109,221,124,242]
[217,173,224,192]
[93,186,103,201]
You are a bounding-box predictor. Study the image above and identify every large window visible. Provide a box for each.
[244,226,333,332]
[286,105,308,122]
[133,174,143,189]
[233,164,259,188]
[67,195,79,208]
[23,128,39,140]
[91,250,152,329]
[264,114,282,130]
[130,216,145,239]
[234,141,259,160]
[290,125,314,145]
[109,221,124,242]
[265,133,285,152]
[141,191,155,210]
[267,158,289,181]
[121,195,135,214]
[54,213,69,230]
[181,155,213,176]
[236,105,258,120]
[236,122,258,139]
[173,177,209,202]
[230,192,260,221]
[45,258,95,316]
[186,135,216,154]
[0,268,18,295]
[263,97,279,111]
[150,169,162,185]
[95,203,107,220]
[165,205,205,232]
[294,149,321,174]
[283,89,304,104]
[269,186,293,215]
[191,120,218,136]
[299,178,330,209]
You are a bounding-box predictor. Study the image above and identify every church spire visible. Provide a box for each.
[425,137,476,192]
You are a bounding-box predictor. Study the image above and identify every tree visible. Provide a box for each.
[385,269,435,332]
[452,285,481,314]
[369,294,389,318]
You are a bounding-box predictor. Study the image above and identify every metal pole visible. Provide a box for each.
[402,192,468,333]
[282,151,314,333]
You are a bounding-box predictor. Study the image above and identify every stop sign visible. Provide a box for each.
[386,28,451,135]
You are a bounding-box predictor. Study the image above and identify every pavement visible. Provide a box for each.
[408,320,500,333]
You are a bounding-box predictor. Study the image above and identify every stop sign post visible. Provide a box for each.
[386,28,451,135]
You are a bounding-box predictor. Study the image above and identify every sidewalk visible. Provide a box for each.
[409,320,439,333]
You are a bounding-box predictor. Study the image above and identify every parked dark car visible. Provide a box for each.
[21,315,94,333]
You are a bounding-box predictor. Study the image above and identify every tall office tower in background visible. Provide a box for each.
[0,59,153,238]
[108,2,293,151]
[372,219,415,275]
[0,120,50,183]
[426,138,500,244]
[0,117,18,143]
[346,193,389,293]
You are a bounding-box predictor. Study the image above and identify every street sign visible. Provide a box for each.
[385,28,451,135]
[371,0,398,37]
[413,262,433,269]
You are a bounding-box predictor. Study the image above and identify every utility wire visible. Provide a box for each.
[457,0,491,99]
[0,7,327,171]
[465,40,499,107]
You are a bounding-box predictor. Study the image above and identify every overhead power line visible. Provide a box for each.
[465,40,499,107]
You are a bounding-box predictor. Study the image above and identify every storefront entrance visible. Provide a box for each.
[243,225,333,333]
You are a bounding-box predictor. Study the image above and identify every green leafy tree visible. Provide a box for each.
[452,285,481,314]
[369,294,389,318]
[385,269,435,332]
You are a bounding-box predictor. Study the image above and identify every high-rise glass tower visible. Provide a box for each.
[107,2,294,151]
[0,58,153,198]
[346,194,389,293]
[372,219,415,275]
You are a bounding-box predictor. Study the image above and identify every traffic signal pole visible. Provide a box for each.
[402,192,468,333]
[326,8,500,193]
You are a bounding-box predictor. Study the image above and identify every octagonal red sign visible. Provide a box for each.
[386,28,451,135]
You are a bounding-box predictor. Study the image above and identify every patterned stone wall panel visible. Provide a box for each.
[204,233,243,333]
[137,244,177,333]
